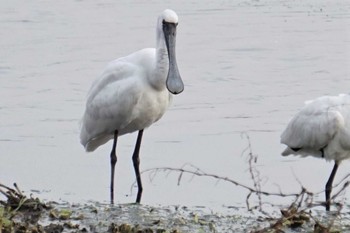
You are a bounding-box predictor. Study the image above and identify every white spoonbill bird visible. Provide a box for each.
[281,94,350,211]
[80,9,184,204]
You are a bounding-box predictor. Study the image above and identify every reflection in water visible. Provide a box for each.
[0,0,349,210]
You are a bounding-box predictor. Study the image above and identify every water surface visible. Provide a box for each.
[1,0,350,211]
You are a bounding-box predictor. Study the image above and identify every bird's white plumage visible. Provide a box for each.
[161,9,178,24]
[281,94,350,162]
[80,9,181,152]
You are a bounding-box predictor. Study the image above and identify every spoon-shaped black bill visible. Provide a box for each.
[163,22,184,95]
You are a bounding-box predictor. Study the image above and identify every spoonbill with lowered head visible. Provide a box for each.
[281,94,350,211]
[80,9,184,204]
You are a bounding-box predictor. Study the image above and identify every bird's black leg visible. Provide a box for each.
[132,129,144,203]
[110,130,119,204]
[325,162,339,211]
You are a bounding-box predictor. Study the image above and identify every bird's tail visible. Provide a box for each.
[281,147,295,156]
[84,135,113,152]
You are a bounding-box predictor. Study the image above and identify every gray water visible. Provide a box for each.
[1,0,350,212]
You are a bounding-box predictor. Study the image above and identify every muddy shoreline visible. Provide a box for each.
[1,184,350,233]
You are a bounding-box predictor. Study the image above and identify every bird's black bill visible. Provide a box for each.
[163,22,184,95]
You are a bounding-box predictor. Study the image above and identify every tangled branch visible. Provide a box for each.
[142,164,313,205]
[140,133,350,232]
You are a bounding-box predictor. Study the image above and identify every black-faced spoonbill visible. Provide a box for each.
[281,94,350,211]
[80,9,184,204]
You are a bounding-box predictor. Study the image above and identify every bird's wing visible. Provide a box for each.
[87,58,136,104]
[86,48,154,104]
[80,61,144,149]
[281,97,345,151]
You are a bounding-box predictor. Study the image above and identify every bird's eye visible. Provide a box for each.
[162,21,170,31]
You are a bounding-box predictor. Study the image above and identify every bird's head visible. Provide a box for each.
[159,9,184,95]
